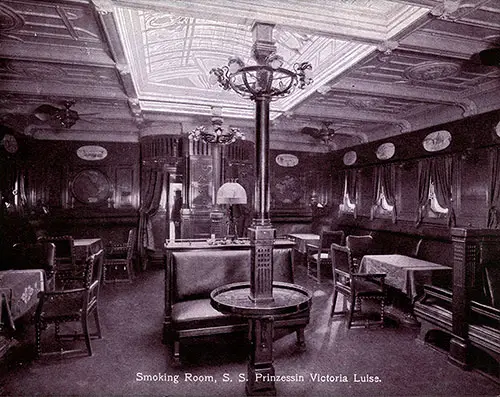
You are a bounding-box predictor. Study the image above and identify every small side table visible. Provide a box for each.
[211,281,312,396]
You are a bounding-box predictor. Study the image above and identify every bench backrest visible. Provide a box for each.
[171,248,293,301]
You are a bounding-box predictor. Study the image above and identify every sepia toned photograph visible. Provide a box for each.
[0,1,499,396]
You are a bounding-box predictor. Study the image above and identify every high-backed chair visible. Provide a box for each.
[345,235,376,271]
[330,243,386,328]
[104,228,136,283]
[306,230,345,283]
[12,241,56,283]
[38,235,76,288]
[35,249,104,358]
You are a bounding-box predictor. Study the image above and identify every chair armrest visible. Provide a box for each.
[42,287,86,296]
[422,285,452,302]
[471,300,500,321]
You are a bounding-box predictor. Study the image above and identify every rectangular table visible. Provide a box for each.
[287,233,320,254]
[359,254,452,303]
[287,233,320,268]
[0,269,46,330]
[74,238,103,259]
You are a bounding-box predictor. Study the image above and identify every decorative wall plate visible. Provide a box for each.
[495,121,500,138]
[343,150,357,166]
[376,142,395,160]
[1,134,18,153]
[71,169,111,204]
[275,153,299,167]
[77,145,108,161]
[423,130,451,152]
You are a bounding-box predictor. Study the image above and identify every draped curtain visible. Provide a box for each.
[371,164,397,223]
[488,146,500,228]
[416,159,431,226]
[432,156,456,227]
[138,167,164,270]
[346,169,357,218]
[416,156,455,227]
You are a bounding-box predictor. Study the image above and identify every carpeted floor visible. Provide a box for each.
[0,263,499,397]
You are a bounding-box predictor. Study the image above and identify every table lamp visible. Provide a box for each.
[216,181,247,240]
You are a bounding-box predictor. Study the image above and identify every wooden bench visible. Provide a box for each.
[163,244,310,364]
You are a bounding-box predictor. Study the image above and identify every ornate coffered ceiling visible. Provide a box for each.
[0,0,499,152]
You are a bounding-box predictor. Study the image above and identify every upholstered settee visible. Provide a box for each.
[163,246,310,364]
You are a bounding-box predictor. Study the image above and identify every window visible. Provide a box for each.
[339,173,356,214]
[427,180,448,217]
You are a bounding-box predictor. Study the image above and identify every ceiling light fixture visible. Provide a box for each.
[189,114,244,145]
[209,51,312,101]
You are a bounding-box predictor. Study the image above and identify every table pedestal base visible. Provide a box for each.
[246,318,276,396]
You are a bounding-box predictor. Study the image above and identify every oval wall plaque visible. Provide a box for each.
[376,142,395,160]
[423,130,451,152]
[343,150,357,166]
[495,121,500,138]
[275,153,299,167]
[77,145,108,161]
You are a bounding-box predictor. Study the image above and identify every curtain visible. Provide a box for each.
[346,169,357,218]
[416,159,431,226]
[138,168,164,270]
[432,156,456,227]
[371,164,397,223]
[488,147,500,228]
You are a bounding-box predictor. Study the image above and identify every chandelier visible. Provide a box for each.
[209,54,312,100]
[189,114,245,145]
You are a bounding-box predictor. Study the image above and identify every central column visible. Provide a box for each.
[246,22,277,396]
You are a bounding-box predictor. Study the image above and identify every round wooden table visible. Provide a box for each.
[211,281,312,396]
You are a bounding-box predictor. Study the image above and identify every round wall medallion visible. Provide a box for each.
[1,134,18,153]
[423,130,452,152]
[343,150,357,166]
[275,153,299,167]
[71,169,111,204]
[376,142,395,160]
[77,145,108,161]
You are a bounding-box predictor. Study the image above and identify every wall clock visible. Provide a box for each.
[423,130,451,152]
[71,169,111,204]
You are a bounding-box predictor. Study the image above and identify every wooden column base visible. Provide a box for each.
[448,336,470,370]
[246,318,276,396]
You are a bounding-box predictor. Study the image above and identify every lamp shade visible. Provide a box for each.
[216,182,247,205]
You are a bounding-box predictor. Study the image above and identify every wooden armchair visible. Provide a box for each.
[38,235,77,289]
[104,228,136,283]
[12,241,56,283]
[345,235,376,271]
[306,230,345,283]
[35,249,104,358]
[330,243,386,328]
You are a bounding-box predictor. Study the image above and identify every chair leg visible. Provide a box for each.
[330,289,339,317]
[126,261,135,282]
[35,322,42,358]
[82,315,92,356]
[93,309,102,338]
[295,328,306,349]
[380,298,385,327]
[173,340,181,365]
[347,294,356,329]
